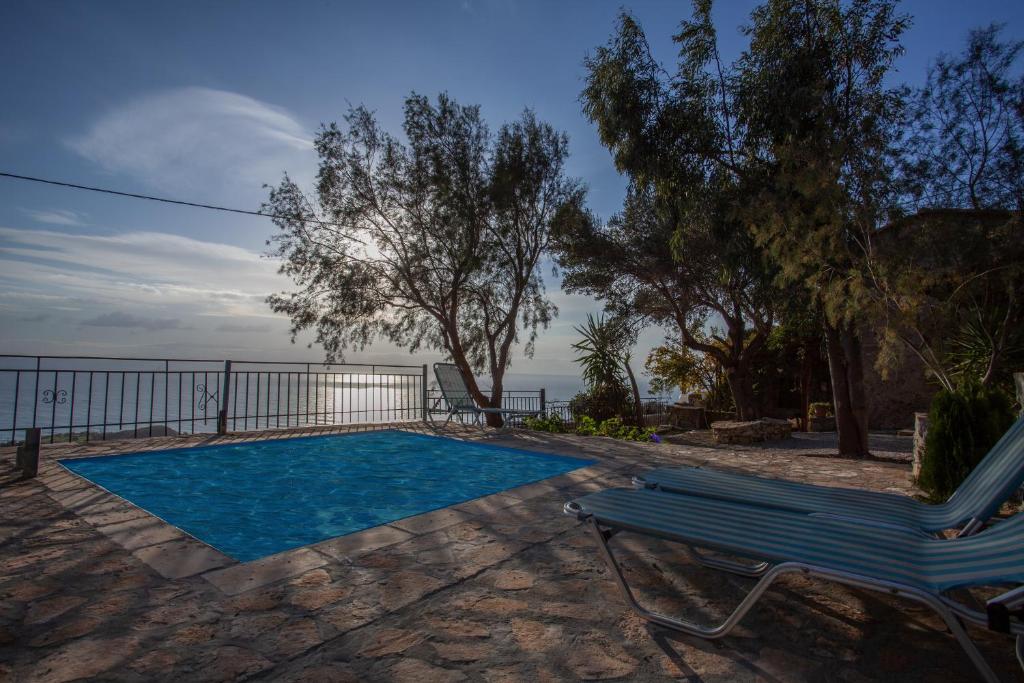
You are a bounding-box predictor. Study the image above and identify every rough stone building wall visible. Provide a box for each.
[859,324,935,431]
[855,208,1017,431]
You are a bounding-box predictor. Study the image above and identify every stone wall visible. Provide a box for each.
[711,418,792,444]
[859,325,935,432]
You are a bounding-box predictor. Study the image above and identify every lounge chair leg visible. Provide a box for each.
[587,519,788,638]
[587,520,1006,681]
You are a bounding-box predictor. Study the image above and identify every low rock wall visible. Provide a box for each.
[711,418,792,444]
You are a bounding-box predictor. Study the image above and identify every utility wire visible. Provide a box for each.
[0,171,363,237]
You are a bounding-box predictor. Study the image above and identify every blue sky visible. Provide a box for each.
[1,0,1022,389]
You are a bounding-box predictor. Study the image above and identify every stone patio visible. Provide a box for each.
[0,424,1018,681]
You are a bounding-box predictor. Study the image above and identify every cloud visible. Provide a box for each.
[21,208,89,227]
[66,87,315,199]
[14,312,50,322]
[81,311,186,331]
[0,227,287,317]
[215,321,272,333]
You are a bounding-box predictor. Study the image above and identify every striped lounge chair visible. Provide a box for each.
[432,363,540,425]
[565,488,1024,682]
[635,416,1024,538]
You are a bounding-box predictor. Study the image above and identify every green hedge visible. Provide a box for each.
[918,384,1015,500]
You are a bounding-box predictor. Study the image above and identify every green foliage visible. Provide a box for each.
[569,9,780,420]
[740,0,908,326]
[524,412,655,442]
[574,415,598,436]
[571,314,628,392]
[522,414,566,434]
[644,342,701,396]
[568,385,632,423]
[597,417,625,438]
[918,384,1016,500]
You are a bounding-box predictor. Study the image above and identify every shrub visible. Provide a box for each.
[569,384,633,423]
[918,384,1015,500]
[522,413,566,433]
[574,415,598,436]
[597,417,624,438]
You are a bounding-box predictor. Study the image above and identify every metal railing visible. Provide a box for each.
[0,355,557,445]
[0,355,430,445]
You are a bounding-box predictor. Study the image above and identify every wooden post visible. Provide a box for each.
[16,428,41,479]
[539,388,546,415]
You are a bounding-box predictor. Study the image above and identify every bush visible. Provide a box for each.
[568,384,633,423]
[574,415,598,436]
[527,411,658,443]
[522,414,566,433]
[918,384,1015,500]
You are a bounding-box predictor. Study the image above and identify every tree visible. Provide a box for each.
[737,0,909,456]
[265,93,585,426]
[567,8,778,420]
[901,25,1024,212]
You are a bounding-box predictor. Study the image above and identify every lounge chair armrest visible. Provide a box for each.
[986,584,1024,633]
[564,500,590,520]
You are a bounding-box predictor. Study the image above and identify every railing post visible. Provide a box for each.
[217,360,232,435]
[539,388,546,416]
[16,427,41,478]
[421,364,428,422]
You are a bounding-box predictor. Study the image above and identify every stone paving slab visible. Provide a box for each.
[390,508,476,535]
[203,548,328,596]
[314,524,414,561]
[1,424,1018,682]
[133,539,234,579]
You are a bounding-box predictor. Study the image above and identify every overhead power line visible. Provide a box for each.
[0,171,361,235]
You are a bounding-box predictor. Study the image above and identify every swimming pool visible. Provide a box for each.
[60,430,592,562]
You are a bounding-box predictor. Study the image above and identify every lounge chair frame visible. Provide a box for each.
[567,502,1023,683]
[431,363,540,426]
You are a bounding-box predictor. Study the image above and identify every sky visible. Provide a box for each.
[1,0,1022,394]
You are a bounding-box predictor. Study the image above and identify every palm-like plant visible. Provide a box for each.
[571,314,645,424]
[571,314,627,390]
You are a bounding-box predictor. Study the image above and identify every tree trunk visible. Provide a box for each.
[485,383,505,428]
[798,351,813,432]
[623,358,644,427]
[824,320,870,457]
[447,341,505,428]
[725,363,759,421]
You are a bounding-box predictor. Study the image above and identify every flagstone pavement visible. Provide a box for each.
[0,424,1018,682]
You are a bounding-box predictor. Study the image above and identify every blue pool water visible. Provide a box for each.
[60,430,592,562]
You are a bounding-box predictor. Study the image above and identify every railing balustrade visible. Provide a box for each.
[0,354,669,445]
[0,355,445,445]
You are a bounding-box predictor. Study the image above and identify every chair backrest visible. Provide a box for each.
[932,506,1024,591]
[946,415,1024,524]
[433,363,478,412]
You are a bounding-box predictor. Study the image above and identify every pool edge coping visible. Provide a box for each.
[36,423,627,595]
